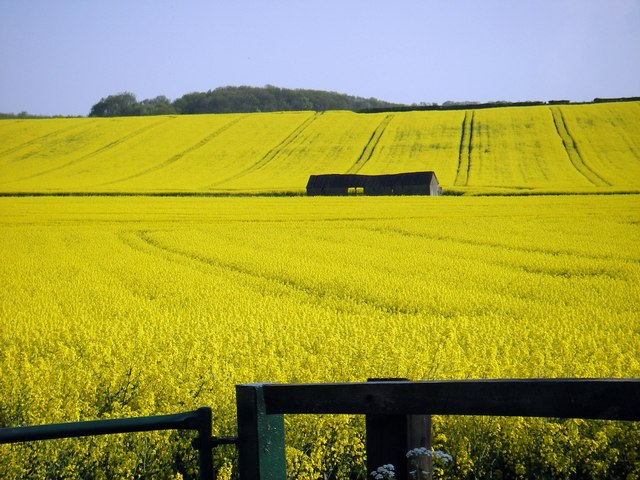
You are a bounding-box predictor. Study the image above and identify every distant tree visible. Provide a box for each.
[171,86,402,114]
[443,100,480,107]
[90,86,404,117]
[89,92,140,117]
[172,91,212,114]
[139,96,176,115]
[0,111,34,119]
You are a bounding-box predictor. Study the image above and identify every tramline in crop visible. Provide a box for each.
[1,102,638,195]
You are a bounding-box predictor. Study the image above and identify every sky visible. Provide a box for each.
[1,0,639,116]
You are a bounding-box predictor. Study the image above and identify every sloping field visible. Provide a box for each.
[1,102,638,194]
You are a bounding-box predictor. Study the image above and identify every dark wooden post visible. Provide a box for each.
[366,413,410,478]
[236,383,286,480]
[365,379,432,480]
[194,407,214,480]
[407,414,432,480]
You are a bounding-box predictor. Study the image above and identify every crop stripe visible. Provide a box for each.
[208,112,321,187]
[550,107,610,186]
[7,118,171,184]
[454,112,474,186]
[99,117,245,186]
[346,114,394,174]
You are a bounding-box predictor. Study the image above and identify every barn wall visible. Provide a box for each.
[429,177,442,195]
[306,172,441,196]
[396,184,430,195]
[326,187,349,195]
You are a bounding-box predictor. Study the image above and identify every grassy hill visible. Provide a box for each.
[1,101,638,195]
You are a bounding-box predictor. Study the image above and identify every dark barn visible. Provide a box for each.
[306,171,441,196]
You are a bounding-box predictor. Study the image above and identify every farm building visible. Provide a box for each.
[306,171,441,196]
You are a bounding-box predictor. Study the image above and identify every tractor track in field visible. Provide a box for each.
[98,117,245,186]
[5,118,171,184]
[207,112,322,188]
[550,107,611,187]
[454,111,474,186]
[0,123,89,158]
[346,114,394,174]
[357,224,640,266]
[119,229,428,316]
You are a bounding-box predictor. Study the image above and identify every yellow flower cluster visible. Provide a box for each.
[1,194,638,478]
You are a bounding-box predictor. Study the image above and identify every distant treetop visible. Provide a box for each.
[88,86,402,117]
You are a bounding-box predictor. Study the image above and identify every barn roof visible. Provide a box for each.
[306,171,438,189]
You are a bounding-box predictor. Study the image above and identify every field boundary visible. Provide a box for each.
[0,407,230,480]
[236,379,640,479]
[357,97,640,113]
[4,379,635,479]
[1,190,640,198]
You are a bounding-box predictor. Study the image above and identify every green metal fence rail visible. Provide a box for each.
[235,378,640,480]
[0,406,237,480]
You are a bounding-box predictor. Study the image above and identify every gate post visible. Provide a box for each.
[236,384,286,480]
[365,379,432,480]
[194,407,214,480]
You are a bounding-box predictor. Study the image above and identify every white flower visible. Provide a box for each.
[406,448,453,463]
[406,447,431,458]
[370,464,396,479]
[432,450,453,463]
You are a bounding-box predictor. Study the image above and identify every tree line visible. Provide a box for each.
[3,91,637,119]
[88,85,402,117]
[359,96,640,113]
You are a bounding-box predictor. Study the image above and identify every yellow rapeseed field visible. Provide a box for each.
[1,102,639,478]
[1,194,639,478]
[1,102,638,195]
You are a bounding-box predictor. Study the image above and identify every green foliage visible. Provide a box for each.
[89,92,141,117]
[88,92,175,117]
[0,112,80,119]
[434,417,640,480]
[138,96,176,116]
[0,111,37,119]
[285,415,366,479]
[172,85,403,114]
[89,85,402,117]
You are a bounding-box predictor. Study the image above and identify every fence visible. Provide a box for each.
[0,406,236,480]
[235,378,640,479]
[1,378,638,479]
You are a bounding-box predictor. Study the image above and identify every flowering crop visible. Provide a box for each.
[1,101,639,478]
[0,102,638,195]
[0,195,638,478]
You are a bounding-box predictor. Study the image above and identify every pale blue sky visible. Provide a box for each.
[1,0,639,116]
